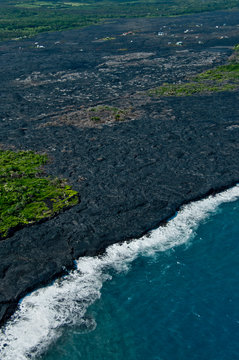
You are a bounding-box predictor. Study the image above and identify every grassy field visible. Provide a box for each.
[0,150,78,239]
[148,45,239,97]
[0,0,238,41]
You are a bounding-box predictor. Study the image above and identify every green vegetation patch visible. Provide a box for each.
[148,46,239,97]
[148,81,237,96]
[0,150,79,239]
[194,63,239,82]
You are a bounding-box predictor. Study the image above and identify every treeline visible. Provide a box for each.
[0,0,238,41]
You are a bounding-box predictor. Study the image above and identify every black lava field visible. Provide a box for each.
[0,10,239,325]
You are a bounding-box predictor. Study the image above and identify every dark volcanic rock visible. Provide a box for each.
[0,10,239,325]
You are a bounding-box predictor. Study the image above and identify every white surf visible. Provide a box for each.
[0,185,239,359]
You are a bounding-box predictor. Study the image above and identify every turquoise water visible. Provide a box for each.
[42,199,239,360]
[0,186,239,359]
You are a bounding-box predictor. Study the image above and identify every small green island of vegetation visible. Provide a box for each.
[148,45,239,97]
[0,150,78,240]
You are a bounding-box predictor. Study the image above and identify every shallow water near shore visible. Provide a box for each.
[0,185,239,359]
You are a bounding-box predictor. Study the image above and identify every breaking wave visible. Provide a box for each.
[0,185,239,359]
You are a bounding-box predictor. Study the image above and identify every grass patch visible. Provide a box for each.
[193,63,239,82]
[148,82,237,96]
[0,150,79,239]
[148,46,239,97]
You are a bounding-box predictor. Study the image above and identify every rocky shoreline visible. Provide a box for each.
[0,10,239,326]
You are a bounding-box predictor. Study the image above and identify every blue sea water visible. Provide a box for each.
[0,186,239,360]
[42,199,239,360]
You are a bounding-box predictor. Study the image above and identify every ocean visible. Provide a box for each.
[0,185,239,360]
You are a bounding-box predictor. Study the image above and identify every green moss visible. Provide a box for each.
[0,150,79,239]
[148,47,239,97]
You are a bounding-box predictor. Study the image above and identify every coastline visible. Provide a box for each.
[0,112,238,326]
[0,10,239,327]
[1,184,239,359]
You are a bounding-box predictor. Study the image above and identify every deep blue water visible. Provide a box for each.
[0,188,238,359]
[41,199,239,360]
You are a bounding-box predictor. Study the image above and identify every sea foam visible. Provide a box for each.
[0,185,239,359]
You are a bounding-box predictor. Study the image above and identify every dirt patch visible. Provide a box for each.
[40,104,142,128]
